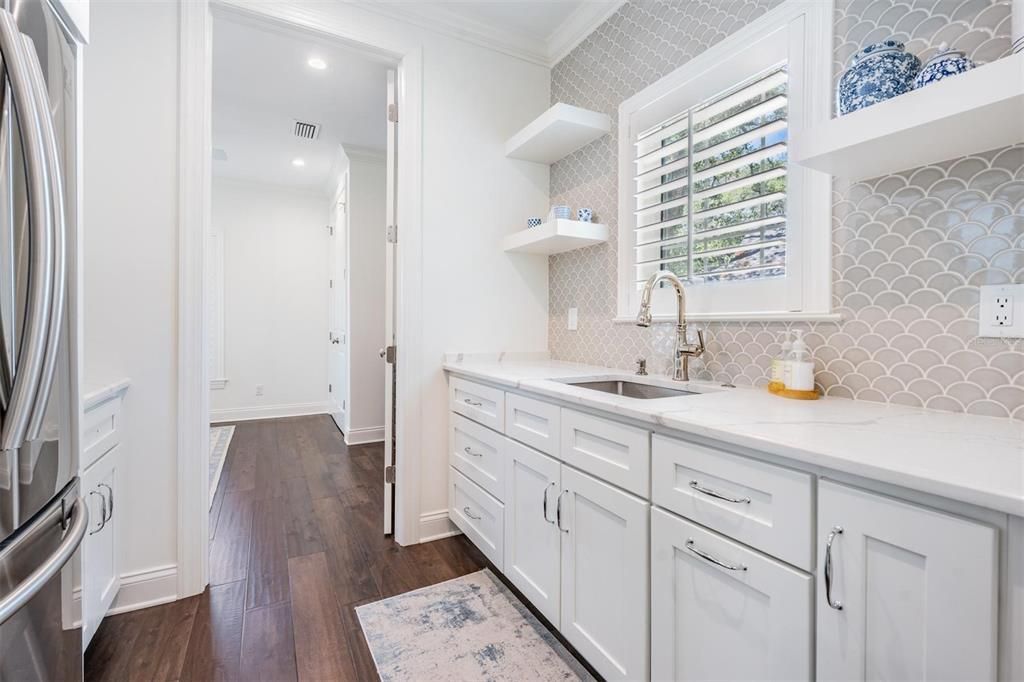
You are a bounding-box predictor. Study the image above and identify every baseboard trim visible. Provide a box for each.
[108,564,179,615]
[211,401,330,423]
[344,425,385,445]
[419,509,459,542]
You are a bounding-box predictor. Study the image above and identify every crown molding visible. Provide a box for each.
[358,1,624,68]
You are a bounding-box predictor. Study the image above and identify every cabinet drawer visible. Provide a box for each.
[505,393,560,455]
[450,376,505,431]
[652,434,813,570]
[449,467,504,569]
[560,409,649,497]
[450,413,505,500]
[651,436,811,569]
[651,508,812,682]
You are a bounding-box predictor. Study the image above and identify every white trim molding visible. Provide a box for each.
[344,426,385,445]
[210,401,331,424]
[177,0,213,600]
[210,378,228,390]
[419,510,459,543]
[108,565,179,615]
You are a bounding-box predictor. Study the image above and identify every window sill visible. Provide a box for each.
[612,311,842,324]
[210,378,228,390]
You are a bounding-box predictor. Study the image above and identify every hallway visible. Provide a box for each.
[84,415,487,681]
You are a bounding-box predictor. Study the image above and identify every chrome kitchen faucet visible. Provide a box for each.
[636,270,705,382]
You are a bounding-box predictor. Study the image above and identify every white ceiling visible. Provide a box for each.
[212,15,393,193]
[360,0,625,66]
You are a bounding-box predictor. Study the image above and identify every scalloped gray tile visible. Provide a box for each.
[549,0,1023,419]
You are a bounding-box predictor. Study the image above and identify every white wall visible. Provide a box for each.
[210,179,329,421]
[341,151,387,441]
[82,0,180,586]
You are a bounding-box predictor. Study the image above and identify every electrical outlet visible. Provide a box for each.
[978,284,1024,338]
[255,384,264,397]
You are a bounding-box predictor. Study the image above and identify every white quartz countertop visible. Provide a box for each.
[443,356,1024,517]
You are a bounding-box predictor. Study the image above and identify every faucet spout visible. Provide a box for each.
[635,270,706,381]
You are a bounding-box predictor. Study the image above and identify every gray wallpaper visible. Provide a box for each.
[548,0,1023,420]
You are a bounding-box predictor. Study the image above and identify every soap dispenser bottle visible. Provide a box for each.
[784,330,815,392]
[769,332,791,393]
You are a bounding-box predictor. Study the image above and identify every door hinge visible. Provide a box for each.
[386,224,397,244]
[384,464,396,484]
[387,103,398,123]
[328,383,332,393]
[383,345,396,364]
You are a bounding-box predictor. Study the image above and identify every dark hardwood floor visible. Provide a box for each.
[84,414,488,682]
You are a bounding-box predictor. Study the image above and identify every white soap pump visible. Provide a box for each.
[769,331,791,393]
[784,329,815,392]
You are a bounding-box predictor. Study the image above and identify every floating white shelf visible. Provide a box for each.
[502,219,609,255]
[790,53,1024,180]
[505,103,611,164]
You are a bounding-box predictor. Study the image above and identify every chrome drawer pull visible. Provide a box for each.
[463,446,483,457]
[689,480,751,504]
[463,398,483,407]
[463,506,482,521]
[555,490,569,533]
[685,539,747,571]
[824,525,844,610]
[542,481,556,524]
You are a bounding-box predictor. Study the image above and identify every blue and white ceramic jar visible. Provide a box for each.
[913,48,974,89]
[577,207,592,223]
[837,40,920,115]
[526,217,542,228]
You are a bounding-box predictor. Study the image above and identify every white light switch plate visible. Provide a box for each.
[567,307,578,331]
[978,284,1024,338]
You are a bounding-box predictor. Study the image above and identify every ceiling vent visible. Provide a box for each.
[292,120,321,140]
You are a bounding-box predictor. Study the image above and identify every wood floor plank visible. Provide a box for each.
[84,608,146,681]
[340,598,382,682]
[239,601,298,682]
[124,595,200,681]
[209,490,255,585]
[246,496,291,609]
[179,580,246,682]
[224,424,257,493]
[313,496,379,606]
[288,552,357,682]
[282,476,325,558]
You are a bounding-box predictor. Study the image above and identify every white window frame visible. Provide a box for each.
[616,0,836,323]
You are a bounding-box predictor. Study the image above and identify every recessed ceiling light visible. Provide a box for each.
[307,57,327,70]
[292,158,306,167]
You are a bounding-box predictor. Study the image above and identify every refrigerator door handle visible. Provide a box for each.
[21,32,65,441]
[0,9,54,452]
[0,495,86,625]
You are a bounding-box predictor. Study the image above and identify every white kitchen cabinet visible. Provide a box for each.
[817,480,998,681]
[80,445,120,647]
[503,439,562,625]
[449,468,505,569]
[651,508,812,681]
[560,466,649,682]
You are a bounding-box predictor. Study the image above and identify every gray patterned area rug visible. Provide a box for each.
[208,425,235,507]
[356,569,594,681]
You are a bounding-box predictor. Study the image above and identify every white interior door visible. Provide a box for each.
[328,189,347,432]
[383,69,397,535]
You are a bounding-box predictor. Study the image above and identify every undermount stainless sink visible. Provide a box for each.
[560,379,699,399]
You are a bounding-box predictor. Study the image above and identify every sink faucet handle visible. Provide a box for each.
[635,358,648,376]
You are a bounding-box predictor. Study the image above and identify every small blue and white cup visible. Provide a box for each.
[552,205,571,219]
[577,208,593,222]
[527,217,542,228]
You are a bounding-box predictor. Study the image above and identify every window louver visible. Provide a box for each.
[633,65,788,288]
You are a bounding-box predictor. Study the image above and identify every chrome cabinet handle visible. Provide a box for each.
[689,480,751,504]
[462,398,483,407]
[0,10,55,452]
[462,506,481,521]
[824,525,844,610]
[0,496,87,625]
[555,490,569,533]
[541,481,556,524]
[99,483,114,520]
[22,32,65,441]
[463,446,482,458]
[88,490,106,535]
[685,539,747,571]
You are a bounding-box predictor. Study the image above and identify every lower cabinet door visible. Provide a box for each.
[651,508,812,681]
[560,466,649,682]
[81,446,121,647]
[817,480,998,681]
[504,439,561,626]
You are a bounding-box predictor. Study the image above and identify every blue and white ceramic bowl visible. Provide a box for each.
[577,208,592,222]
[552,205,571,219]
[837,40,920,115]
[913,48,974,89]
[527,217,542,228]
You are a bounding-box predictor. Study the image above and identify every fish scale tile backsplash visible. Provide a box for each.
[548,0,1023,419]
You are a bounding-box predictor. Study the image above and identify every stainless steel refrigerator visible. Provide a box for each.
[0,0,85,679]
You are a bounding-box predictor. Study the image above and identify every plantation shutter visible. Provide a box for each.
[633,65,789,289]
